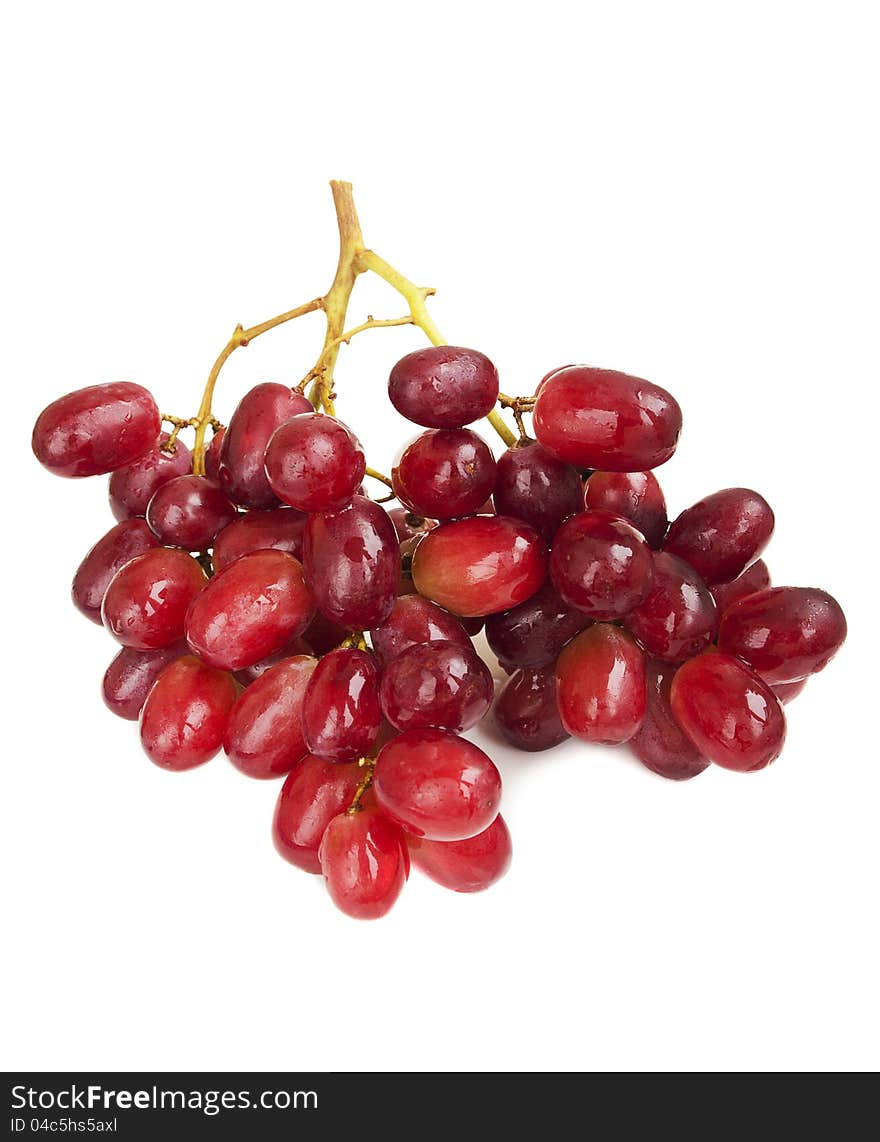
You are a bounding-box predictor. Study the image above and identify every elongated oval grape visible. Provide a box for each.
[408,814,512,893]
[303,496,399,630]
[550,510,654,619]
[223,655,316,778]
[388,346,499,428]
[273,755,363,873]
[664,488,774,585]
[411,516,547,617]
[556,624,647,744]
[212,507,307,572]
[379,640,494,733]
[533,367,682,471]
[710,559,771,617]
[484,579,592,670]
[108,433,192,521]
[72,519,160,624]
[373,728,502,841]
[583,470,668,548]
[493,666,569,752]
[394,428,496,520]
[671,652,786,772]
[623,551,717,662]
[102,547,206,649]
[33,382,161,478]
[369,595,471,666]
[718,587,847,683]
[492,440,583,542]
[629,659,709,780]
[265,412,366,513]
[186,549,314,670]
[218,383,311,509]
[145,474,237,550]
[139,655,238,770]
[302,648,382,761]
[101,641,188,721]
[319,807,410,920]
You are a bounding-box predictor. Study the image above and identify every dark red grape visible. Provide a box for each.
[186,550,314,670]
[302,610,351,656]
[145,474,237,550]
[710,559,771,616]
[388,346,499,428]
[265,412,366,513]
[623,551,717,662]
[664,488,774,585]
[408,814,512,893]
[72,519,160,624]
[771,678,808,704]
[671,652,786,772]
[218,383,311,509]
[533,367,682,471]
[101,641,188,721]
[302,648,382,761]
[373,728,502,841]
[630,660,709,780]
[223,655,316,778]
[494,666,568,752]
[492,439,583,542]
[102,547,206,649]
[369,595,471,666]
[394,428,496,520]
[140,655,238,770]
[212,507,307,572]
[484,579,592,670]
[556,624,647,744]
[273,755,363,873]
[583,470,668,548]
[550,510,654,619]
[109,433,193,521]
[718,587,847,683]
[411,515,547,617]
[319,806,409,920]
[379,640,494,733]
[204,427,225,482]
[303,496,399,630]
[32,382,161,478]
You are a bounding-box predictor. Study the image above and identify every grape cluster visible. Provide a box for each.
[32,348,847,920]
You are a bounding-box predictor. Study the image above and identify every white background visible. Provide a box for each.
[2,1,877,1073]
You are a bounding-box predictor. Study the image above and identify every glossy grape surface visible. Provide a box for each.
[145,475,237,550]
[379,640,494,733]
[102,547,206,649]
[223,655,316,778]
[583,470,668,548]
[394,428,496,520]
[388,346,499,428]
[630,660,708,780]
[109,434,192,521]
[408,814,512,892]
[72,519,159,624]
[101,642,188,721]
[494,667,569,752]
[484,579,592,670]
[492,440,583,542]
[556,624,647,743]
[218,383,311,509]
[411,515,547,617]
[771,678,808,704]
[273,755,363,873]
[369,595,471,666]
[533,367,682,471]
[185,550,314,670]
[623,551,717,662]
[718,587,847,683]
[671,652,786,772]
[140,655,238,770]
[664,488,774,585]
[32,382,161,478]
[550,510,654,619]
[265,412,366,513]
[374,728,502,841]
[319,807,409,920]
[710,559,771,616]
[302,648,382,761]
[212,507,307,571]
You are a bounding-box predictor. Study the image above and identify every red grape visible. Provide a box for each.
[101,641,188,721]
[369,595,471,665]
[583,470,668,548]
[771,678,808,704]
[302,648,382,761]
[223,655,316,778]
[72,519,160,624]
[108,433,193,521]
[212,507,307,572]
[550,510,654,619]
[411,515,547,617]
[204,427,225,482]
[387,506,435,543]
[629,660,708,780]
[710,559,771,616]
[140,655,238,770]
[484,579,592,670]
[394,428,496,520]
[145,474,237,550]
[533,367,682,471]
[102,547,206,649]
[319,806,409,920]
[408,814,512,892]
[535,365,576,393]
[717,587,847,683]
[492,440,583,542]
[273,755,363,873]
[494,666,569,752]
[556,624,647,744]
[379,640,494,733]
[186,550,314,670]
[302,496,399,630]
[664,488,774,585]
[218,383,311,509]
[373,728,502,841]
[32,382,161,478]
[265,412,366,513]
[623,551,717,662]
[388,346,499,428]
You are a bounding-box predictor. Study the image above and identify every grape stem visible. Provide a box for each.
[347,758,376,815]
[497,393,537,443]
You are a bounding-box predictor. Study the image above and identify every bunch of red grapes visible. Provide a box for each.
[31,351,847,919]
